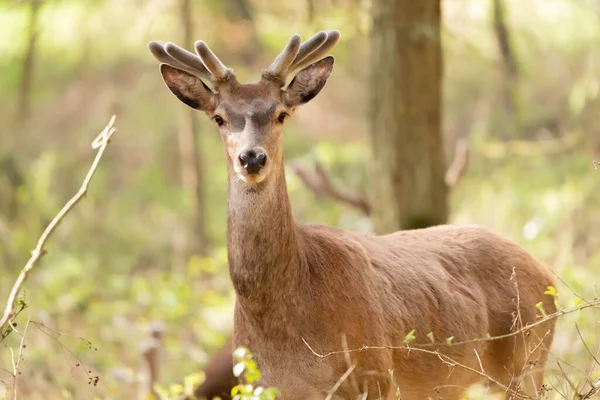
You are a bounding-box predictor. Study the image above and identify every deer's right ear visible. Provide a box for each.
[283,56,334,107]
[159,64,216,111]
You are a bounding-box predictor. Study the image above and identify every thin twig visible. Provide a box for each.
[324,363,356,400]
[575,323,600,368]
[550,271,592,308]
[304,342,535,399]
[575,322,600,395]
[402,345,532,399]
[581,378,600,399]
[556,359,579,394]
[339,332,359,393]
[302,297,600,358]
[473,348,485,375]
[0,303,27,344]
[0,116,117,332]
[11,318,30,400]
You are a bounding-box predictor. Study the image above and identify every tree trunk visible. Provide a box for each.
[220,0,261,64]
[369,0,448,233]
[492,0,522,138]
[178,0,207,256]
[16,0,41,125]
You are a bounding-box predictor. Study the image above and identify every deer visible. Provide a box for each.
[188,338,236,400]
[148,30,557,400]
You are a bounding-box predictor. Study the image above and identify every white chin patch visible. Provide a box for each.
[239,174,265,184]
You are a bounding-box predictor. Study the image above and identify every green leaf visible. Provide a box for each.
[403,329,416,344]
[245,368,261,384]
[426,332,435,343]
[544,286,557,298]
[153,385,170,400]
[263,388,280,400]
[169,383,184,395]
[536,301,547,316]
[184,372,205,395]
[445,336,454,345]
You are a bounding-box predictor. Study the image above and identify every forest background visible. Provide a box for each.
[0,0,599,399]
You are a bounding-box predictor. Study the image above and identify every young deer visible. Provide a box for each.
[148,31,557,400]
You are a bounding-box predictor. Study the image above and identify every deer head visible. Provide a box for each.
[148,30,340,185]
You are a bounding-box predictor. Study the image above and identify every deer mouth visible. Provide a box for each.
[238,173,266,184]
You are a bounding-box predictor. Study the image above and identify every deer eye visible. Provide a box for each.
[213,115,225,126]
[277,112,288,124]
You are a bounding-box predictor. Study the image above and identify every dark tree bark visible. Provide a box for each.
[220,0,261,64]
[493,0,518,80]
[369,0,448,233]
[16,0,41,124]
[492,0,522,135]
[178,0,207,256]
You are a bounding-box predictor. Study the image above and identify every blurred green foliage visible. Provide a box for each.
[230,347,279,400]
[0,0,599,399]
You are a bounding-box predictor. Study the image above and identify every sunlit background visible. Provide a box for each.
[0,0,599,398]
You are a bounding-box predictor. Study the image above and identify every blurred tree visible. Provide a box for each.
[16,0,41,125]
[178,0,207,256]
[307,0,316,25]
[0,154,22,221]
[492,0,522,138]
[369,0,448,233]
[220,0,261,64]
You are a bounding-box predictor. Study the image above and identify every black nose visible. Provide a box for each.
[239,150,267,175]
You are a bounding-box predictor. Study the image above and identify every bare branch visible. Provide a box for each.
[302,297,600,356]
[292,161,371,215]
[293,139,470,216]
[0,116,117,332]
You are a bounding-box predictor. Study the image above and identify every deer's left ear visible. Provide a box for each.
[283,56,334,107]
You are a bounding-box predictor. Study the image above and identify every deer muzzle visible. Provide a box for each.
[236,148,268,183]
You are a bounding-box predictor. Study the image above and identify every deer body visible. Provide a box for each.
[228,173,556,399]
[149,30,556,399]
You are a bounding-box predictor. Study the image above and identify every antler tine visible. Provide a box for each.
[148,40,206,78]
[194,41,232,81]
[163,42,214,83]
[262,34,302,84]
[289,30,341,73]
[290,31,328,69]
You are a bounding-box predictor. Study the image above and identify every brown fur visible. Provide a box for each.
[189,339,236,400]
[151,32,557,399]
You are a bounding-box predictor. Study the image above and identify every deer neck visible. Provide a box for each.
[226,164,303,305]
